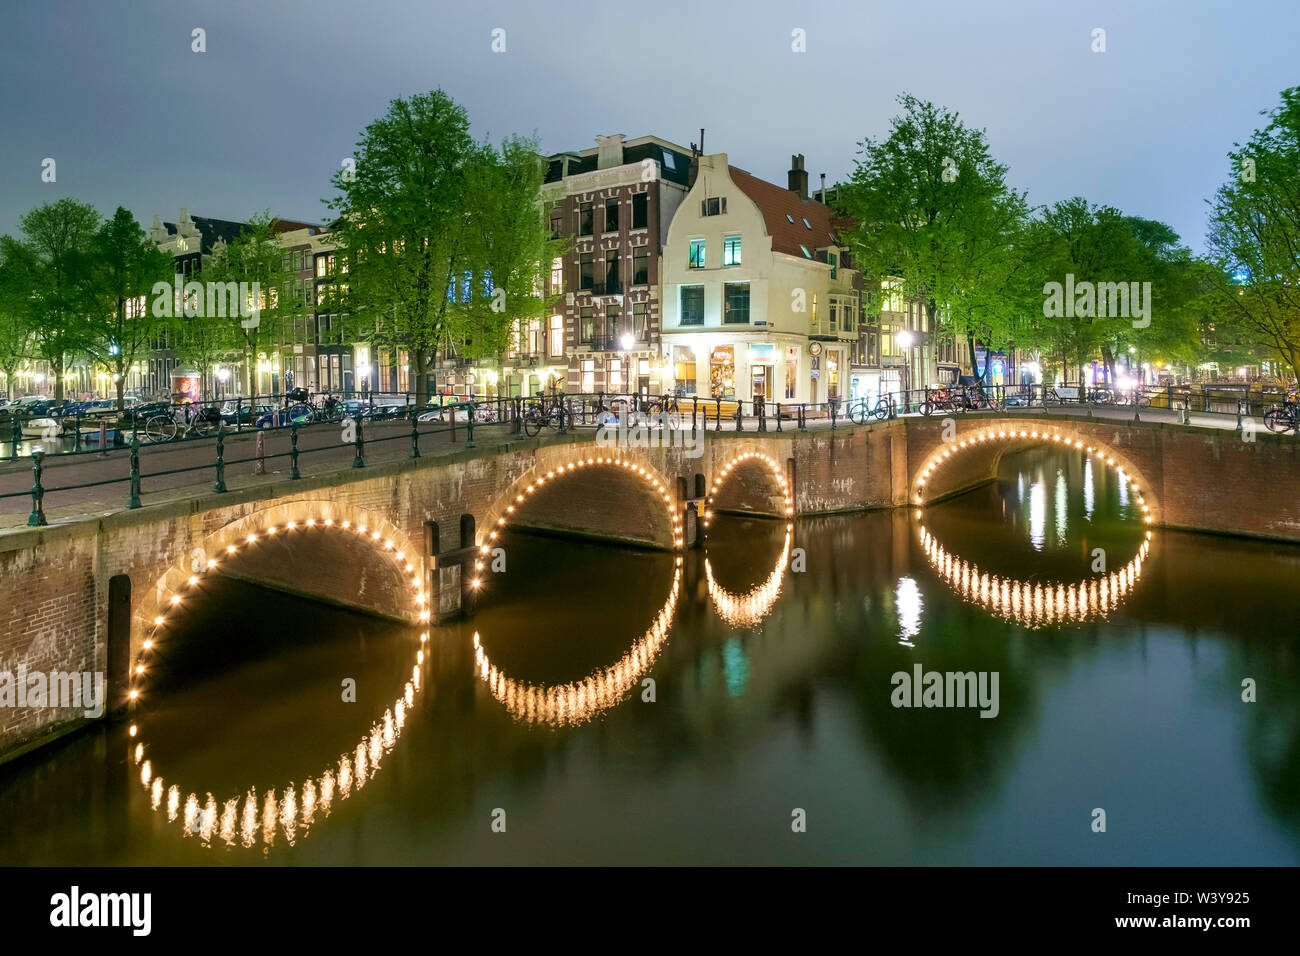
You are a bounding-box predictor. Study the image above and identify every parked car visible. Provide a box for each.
[221,402,277,426]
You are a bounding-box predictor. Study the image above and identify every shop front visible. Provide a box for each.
[709,345,736,399]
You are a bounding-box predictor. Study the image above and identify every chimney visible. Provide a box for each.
[595,134,626,170]
[788,154,808,200]
[689,128,704,188]
[819,173,827,202]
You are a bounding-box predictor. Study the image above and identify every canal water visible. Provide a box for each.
[2,446,1298,864]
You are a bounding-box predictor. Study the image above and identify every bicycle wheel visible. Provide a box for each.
[1265,407,1291,432]
[523,409,543,438]
[144,415,177,442]
[549,406,569,432]
[918,401,933,417]
[191,416,216,438]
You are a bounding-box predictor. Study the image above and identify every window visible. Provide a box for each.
[828,251,838,279]
[606,304,621,346]
[632,193,648,229]
[661,149,676,170]
[674,346,697,395]
[604,198,619,232]
[688,238,706,269]
[723,282,750,324]
[604,251,621,293]
[701,197,726,216]
[801,217,811,230]
[315,257,326,277]
[579,203,594,237]
[680,285,704,326]
[632,247,649,285]
[786,214,795,224]
[551,257,563,294]
[580,306,595,344]
[633,302,648,340]
[799,244,812,258]
[581,359,595,393]
[580,253,594,290]
[550,215,562,239]
[548,315,564,358]
[723,235,742,266]
[830,301,838,332]
[527,318,543,354]
[785,346,799,399]
[609,357,624,391]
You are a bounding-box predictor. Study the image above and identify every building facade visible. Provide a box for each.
[660,153,861,406]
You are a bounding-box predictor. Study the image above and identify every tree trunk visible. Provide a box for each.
[414,351,428,408]
[966,331,979,377]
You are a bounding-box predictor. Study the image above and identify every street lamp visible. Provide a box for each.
[620,331,635,397]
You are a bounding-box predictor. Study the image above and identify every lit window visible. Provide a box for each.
[800,245,811,258]
[689,238,706,269]
[723,235,742,267]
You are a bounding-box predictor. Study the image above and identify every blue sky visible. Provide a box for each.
[1,0,1294,253]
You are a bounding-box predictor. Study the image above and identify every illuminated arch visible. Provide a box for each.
[472,559,682,726]
[131,654,425,848]
[706,529,792,628]
[918,524,1153,629]
[912,425,1157,525]
[132,501,428,706]
[703,450,795,531]
[476,452,684,581]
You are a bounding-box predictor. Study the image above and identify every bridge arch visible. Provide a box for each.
[478,449,683,563]
[911,423,1159,525]
[704,450,795,531]
[132,499,428,706]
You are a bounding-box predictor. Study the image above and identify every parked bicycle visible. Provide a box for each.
[847,394,896,424]
[919,385,964,417]
[522,395,571,437]
[1265,390,1299,433]
[143,403,222,442]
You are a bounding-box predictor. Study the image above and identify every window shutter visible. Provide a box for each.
[721,197,727,214]
[701,200,707,217]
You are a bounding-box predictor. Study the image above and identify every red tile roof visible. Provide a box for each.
[728,166,839,260]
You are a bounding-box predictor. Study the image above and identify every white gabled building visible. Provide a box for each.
[660,153,861,407]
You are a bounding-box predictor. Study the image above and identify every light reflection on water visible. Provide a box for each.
[1,445,1298,866]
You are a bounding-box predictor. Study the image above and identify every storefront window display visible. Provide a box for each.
[710,345,735,399]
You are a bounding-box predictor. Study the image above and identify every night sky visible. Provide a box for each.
[1,0,1294,252]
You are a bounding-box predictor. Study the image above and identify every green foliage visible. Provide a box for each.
[1206,85,1300,380]
[81,207,175,408]
[842,93,1028,373]
[325,89,555,402]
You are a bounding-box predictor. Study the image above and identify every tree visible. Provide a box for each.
[842,93,1027,378]
[325,90,553,406]
[81,207,175,409]
[200,212,303,396]
[0,241,36,399]
[10,199,101,401]
[1206,85,1300,382]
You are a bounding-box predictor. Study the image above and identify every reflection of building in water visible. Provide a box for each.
[919,526,1151,630]
[475,562,682,727]
[134,657,424,849]
[706,530,791,628]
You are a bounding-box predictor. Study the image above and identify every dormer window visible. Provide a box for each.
[701,197,727,217]
[802,217,812,229]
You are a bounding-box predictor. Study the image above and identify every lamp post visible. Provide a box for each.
[620,331,635,401]
[897,330,915,410]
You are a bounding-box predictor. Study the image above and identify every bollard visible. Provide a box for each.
[213,427,227,492]
[290,423,301,479]
[27,450,47,527]
[352,416,365,468]
[98,420,108,455]
[254,430,266,475]
[127,437,141,509]
[10,417,20,460]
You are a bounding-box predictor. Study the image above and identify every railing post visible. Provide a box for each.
[74,412,83,453]
[290,423,301,479]
[353,415,365,468]
[735,401,744,432]
[127,437,141,509]
[715,397,722,432]
[27,450,46,527]
[831,400,838,429]
[799,403,807,431]
[775,401,783,432]
[10,417,20,460]
[213,426,227,493]
[691,397,698,432]
[410,409,421,458]
[467,402,476,448]
[758,400,767,432]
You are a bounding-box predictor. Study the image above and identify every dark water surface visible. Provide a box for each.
[2,446,1298,865]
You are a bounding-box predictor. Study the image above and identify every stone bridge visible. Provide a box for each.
[2,412,1298,761]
